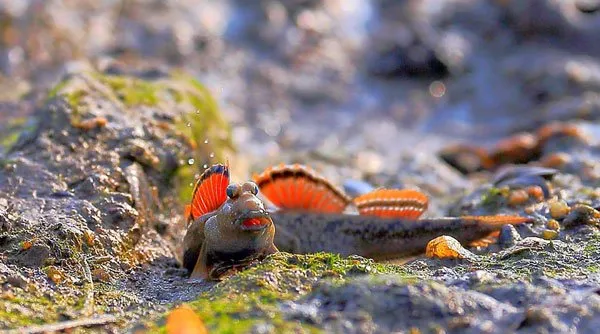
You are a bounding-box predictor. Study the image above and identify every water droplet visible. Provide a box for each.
[188,158,195,165]
[195,110,200,114]
[203,164,208,169]
[186,122,191,127]
[429,81,446,98]
[189,182,194,187]
[209,153,215,158]
[203,139,209,144]
[264,121,281,137]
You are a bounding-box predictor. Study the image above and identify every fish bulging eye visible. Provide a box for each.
[250,182,258,195]
[241,182,259,195]
[226,184,239,199]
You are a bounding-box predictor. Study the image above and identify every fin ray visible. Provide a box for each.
[353,189,429,219]
[188,164,230,219]
[253,164,351,213]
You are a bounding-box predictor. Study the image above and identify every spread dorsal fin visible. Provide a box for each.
[186,163,230,220]
[352,189,429,219]
[253,164,351,213]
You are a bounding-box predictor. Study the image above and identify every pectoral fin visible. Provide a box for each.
[190,244,211,280]
[266,243,279,255]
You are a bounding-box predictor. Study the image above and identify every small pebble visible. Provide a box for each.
[540,152,571,169]
[468,270,495,284]
[408,328,421,334]
[1,291,15,300]
[21,240,32,250]
[92,268,111,282]
[166,304,208,334]
[426,236,475,259]
[548,199,570,219]
[541,229,559,240]
[537,122,587,143]
[46,266,65,284]
[356,151,383,174]
[547,219,560,231]
[526,186,545,202]
[523,306,557,325]
[6,273,29,289]
[72,116,108,131]
[562,205,600,228]
[83,230,95,246]
[508,189,529,206]
[498,224,522,247]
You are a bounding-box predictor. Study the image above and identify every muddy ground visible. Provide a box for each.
[2,0,600,333]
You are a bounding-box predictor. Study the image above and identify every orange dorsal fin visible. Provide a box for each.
[253,163,351,213]
[188,163,230,220]
[352,189,429,219]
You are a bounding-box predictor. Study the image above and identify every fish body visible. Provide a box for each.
[183,163,530,280]
[271,211,528,260]
[252,164,530,259]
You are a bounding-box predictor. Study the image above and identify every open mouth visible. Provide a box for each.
[236,210,271,231]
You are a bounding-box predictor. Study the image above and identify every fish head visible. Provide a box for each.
[217,181,273,234]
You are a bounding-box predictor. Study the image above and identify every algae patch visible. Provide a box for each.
[0,117,36,156]
[148,252,411,333]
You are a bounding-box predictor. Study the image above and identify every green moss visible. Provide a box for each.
[169,73,234,203]
[0,288,87,329]
[175,165,197,204]
[64,90,87,112]
[480,187,509,209]
[0,131,20,151]
[587,265,600,273]
[47,77,87,117]
[584,234,600,255]
[0,308,46,328]
[149,253,411,333]
[96,75,160,106]
[47,79,69,99]
[0,117,37,154]
[171,72,234,155]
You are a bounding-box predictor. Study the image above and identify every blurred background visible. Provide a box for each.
[1,0,600,181]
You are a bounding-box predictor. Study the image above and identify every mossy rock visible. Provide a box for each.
[47,70,235,203]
